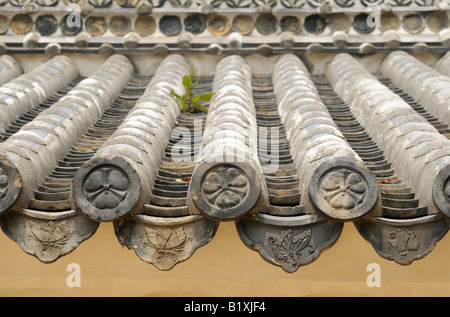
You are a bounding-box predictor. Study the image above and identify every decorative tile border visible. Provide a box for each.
[0,0,447,9]
[0,10,448,38]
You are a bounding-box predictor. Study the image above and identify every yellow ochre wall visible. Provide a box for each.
[0,220,449,297]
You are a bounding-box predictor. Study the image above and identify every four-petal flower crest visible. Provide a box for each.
[83,166,129,209]
[320,169,367,210]
[202,166,249,209]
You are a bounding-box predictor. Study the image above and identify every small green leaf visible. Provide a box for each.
[193,103,208,113]
[198,93,215,101]
[171,91,182,100]
[189,65,196,78]
[183,75,193,89]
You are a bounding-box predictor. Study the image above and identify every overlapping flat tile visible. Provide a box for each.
[381,51,450,127]
[0,55,78,135]
[0,55,22,87]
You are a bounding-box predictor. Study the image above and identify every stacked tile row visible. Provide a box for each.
[0,54,133,215]
[73,54,188,222]
[380,51,450,127]
[436,52,450,77]
[189,55,268,221]
[272,54,379,221]
[326,53,450,219]
[0,56,77,134]
[0,55,22,87]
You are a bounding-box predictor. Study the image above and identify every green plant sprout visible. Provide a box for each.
[171,65,214,114]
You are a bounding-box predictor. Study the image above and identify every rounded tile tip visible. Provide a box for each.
[308,157,379,221]
[0,155,23,216]
[189,160,262,222]
[72,156,142,222]
[433,165,450,219]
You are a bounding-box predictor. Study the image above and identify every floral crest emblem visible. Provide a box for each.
[83,166,129,209]
[202,166,249,209]
[319,169,367,210]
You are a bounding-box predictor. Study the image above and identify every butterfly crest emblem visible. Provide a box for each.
[26,220,76,256]
[143,227,192,269]
[267,229,313,271]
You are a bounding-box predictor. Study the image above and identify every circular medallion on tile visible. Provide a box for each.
[402,14,425,34]
[35,15,59,36]
[433,165,450,219]
[184,14,206,34]
[206,15,230,36]
[426,11,449,33]
[11,14,33,35]
[86,16,108,36]
[255,14,278,35]
[232,15,254,35]
[304,15,327,34]
[327,13,351,32]
[134,15,156,36]
[308,157,378,221]
[0,157,22,216]
[190,161,262,221]
[280,16,302,33]
[379,12,400,32]
[110,16,132,36]
[60,14,83,36]
[0,15,9,35]
[73,157,142,222]
[159,15,182,36]
[352,13,375,34]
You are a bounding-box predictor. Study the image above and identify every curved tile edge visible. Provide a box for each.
[354,214,449,265]
[0,209,99,263]
[236,213,343,273]
[114,214,219,270]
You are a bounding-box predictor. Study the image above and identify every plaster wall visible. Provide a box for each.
[0,220,449,297]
